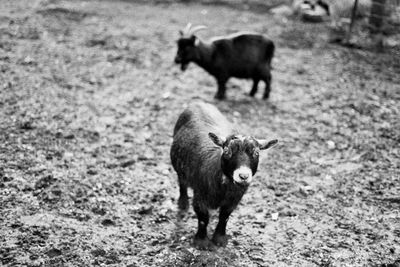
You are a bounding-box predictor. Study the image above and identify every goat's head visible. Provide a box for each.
[209,133,278,186]
[174,23,207,71]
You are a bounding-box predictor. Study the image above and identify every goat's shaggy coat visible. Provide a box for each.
[175,26,275,100]
[170,102,277,249]
[171,102,240,208]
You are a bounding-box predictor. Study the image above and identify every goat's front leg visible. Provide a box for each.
[193,197,211,249]
[215,77,228,100]
[212,206,234,246]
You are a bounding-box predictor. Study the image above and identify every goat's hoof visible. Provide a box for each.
[193,237,214,250]
[214,94,225,100]
[212,234,228,247]
[178,197,189,210]
[248,92,256,97]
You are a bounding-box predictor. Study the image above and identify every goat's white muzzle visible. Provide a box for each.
[233,166,253,185]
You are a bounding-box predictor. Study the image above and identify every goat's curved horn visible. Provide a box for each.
[189,25,207,35]
[181,23,192,36]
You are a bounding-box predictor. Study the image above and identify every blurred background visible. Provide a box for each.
[0,0,399,266]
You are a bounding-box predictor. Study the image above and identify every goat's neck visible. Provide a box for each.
[194,39,215,74]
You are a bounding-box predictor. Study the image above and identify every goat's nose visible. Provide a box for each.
[239,173,249,180]
[174,56,181,64]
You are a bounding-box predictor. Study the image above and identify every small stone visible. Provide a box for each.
[327,140,335,150]
[64,152,74,159]
[162,92,170,99]
[271,212,279,221]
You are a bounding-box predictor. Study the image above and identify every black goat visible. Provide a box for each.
[170,102,278,249]
[174,24,275,100]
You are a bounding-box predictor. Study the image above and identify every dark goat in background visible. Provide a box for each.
[174,24,275,100]
[170,101,278,249]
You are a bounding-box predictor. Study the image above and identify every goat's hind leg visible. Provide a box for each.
[262,69,272,99]
[178,175,189,210]
[249,79,259,97]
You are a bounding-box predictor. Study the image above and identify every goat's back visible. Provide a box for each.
[171,102,235,187]
[209,33,274,78]
[173,102,233,137]
[215,33,273,61]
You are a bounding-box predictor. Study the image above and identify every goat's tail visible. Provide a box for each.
[265,40,275,66]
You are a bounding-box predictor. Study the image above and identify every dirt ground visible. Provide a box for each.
[0,0,399,266]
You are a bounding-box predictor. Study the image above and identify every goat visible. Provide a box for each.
[174,23,275,100]
[170,101,278,249]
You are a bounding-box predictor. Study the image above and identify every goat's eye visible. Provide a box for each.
[223,147,232,158]
[252,149,259,158]
[223,147,229,154]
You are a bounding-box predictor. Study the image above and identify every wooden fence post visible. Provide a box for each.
[369,0,387,33]
[345,0,359,44]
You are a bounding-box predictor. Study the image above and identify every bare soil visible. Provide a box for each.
[0,0,399,266]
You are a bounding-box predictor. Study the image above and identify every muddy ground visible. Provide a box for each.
[0,0,399,266]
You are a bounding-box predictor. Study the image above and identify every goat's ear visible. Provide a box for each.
[258,139,278,150]
[209,132,225,147]
[190,35,196,44]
